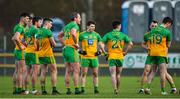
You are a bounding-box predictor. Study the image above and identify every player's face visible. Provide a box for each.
[28,19,33,26]
[47,21,52,29]
[37,20,43,28]
[116,24,121,31]
[150,22,158,29]
[166,23,172,28]
[87,24,95,32]
[75,14,81,25]
[23,16,30,25]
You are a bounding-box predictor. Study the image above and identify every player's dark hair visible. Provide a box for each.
[162,17,173,25]
[20,12,30,18]
[32,16,42,25]
[70,12,79,21]
[87,20,96,26]
[152,20,158,24]
[43,18,53,25]
[112,20,121,29]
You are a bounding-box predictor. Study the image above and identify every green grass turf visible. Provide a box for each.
[0,76,180,98]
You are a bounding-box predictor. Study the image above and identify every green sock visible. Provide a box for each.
[81,87,84,91]
[161,88,165,92]
[75,87,79,91]
[32,86,35,91]
[67,88,71,92]
[15,88,18,92]
[170,84,176,88]
[147,83,151,89]
[52,87,56,91]
[41,86,45,91]
[18,88,22,93]
[13,87,16,92]
[94,86,98,90]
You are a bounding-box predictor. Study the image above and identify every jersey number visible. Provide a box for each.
[112,39,119,49]
[150,34,162,44]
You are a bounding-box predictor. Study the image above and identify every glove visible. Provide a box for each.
[78,50,87,55]
[95,51,101,56]
[102,52,108,61]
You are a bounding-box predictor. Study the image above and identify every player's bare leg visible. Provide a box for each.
[17,60,26,94]
[109,66,118,94]
[145,64,158,95]
[72,62,81,94]
[50,63,60,95]
[22,60,27,93]
[93,67,99,94]
[13,61,18,94]
[165,72,177,94]
[147,65,158,84]
[139,64,151,94]
[31,64,40,94]
[80,67,88,94]
[159,63,168,95]
[40,64,48,95]
[24,66,32,94]
[65,62,72,94]
[116,67,122,91]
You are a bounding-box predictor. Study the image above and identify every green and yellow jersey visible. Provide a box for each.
[144,25,172,57]
[13,24,25,50]
[102,30,131,59]
[24,25,39,53]
[143,32,151,55]
[63,21,80,49]
[35,27,54,57]
[79,31,102,59]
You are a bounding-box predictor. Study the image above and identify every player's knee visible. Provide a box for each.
[65,77,70,83]
[51,65,57,72]
[82,72,87,77]
[143,70,149,76]
[74,68,80,74]
[93,72,98,77]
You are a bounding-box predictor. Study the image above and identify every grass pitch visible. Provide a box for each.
[0,76,180,98]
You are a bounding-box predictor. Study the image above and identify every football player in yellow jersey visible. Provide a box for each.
[102,20,133,94]
[24,16,42,95]
[140,20,177,95]
[79,21,104,94]
[58,12,81,95]
[143,17,173,95]
[12,13,30,94]
[36,18,60,95]
[22,16,33,94]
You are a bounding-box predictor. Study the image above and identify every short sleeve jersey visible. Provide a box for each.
[63,21,80,48]
[144,25,172,57]
[36,28,54,57]
[102,30,131,59]
[13,24,25,50]
[79,31,102,58]
[25,25,39,53]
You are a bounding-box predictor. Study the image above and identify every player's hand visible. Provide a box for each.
[95,51,101,56]
[73,44,79,50]
[102,52,108,61]
[78,50,87,55]
[123,51,127,56]
[20,44,26,50]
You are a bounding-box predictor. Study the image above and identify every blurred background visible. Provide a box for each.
[0,0,180,76]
